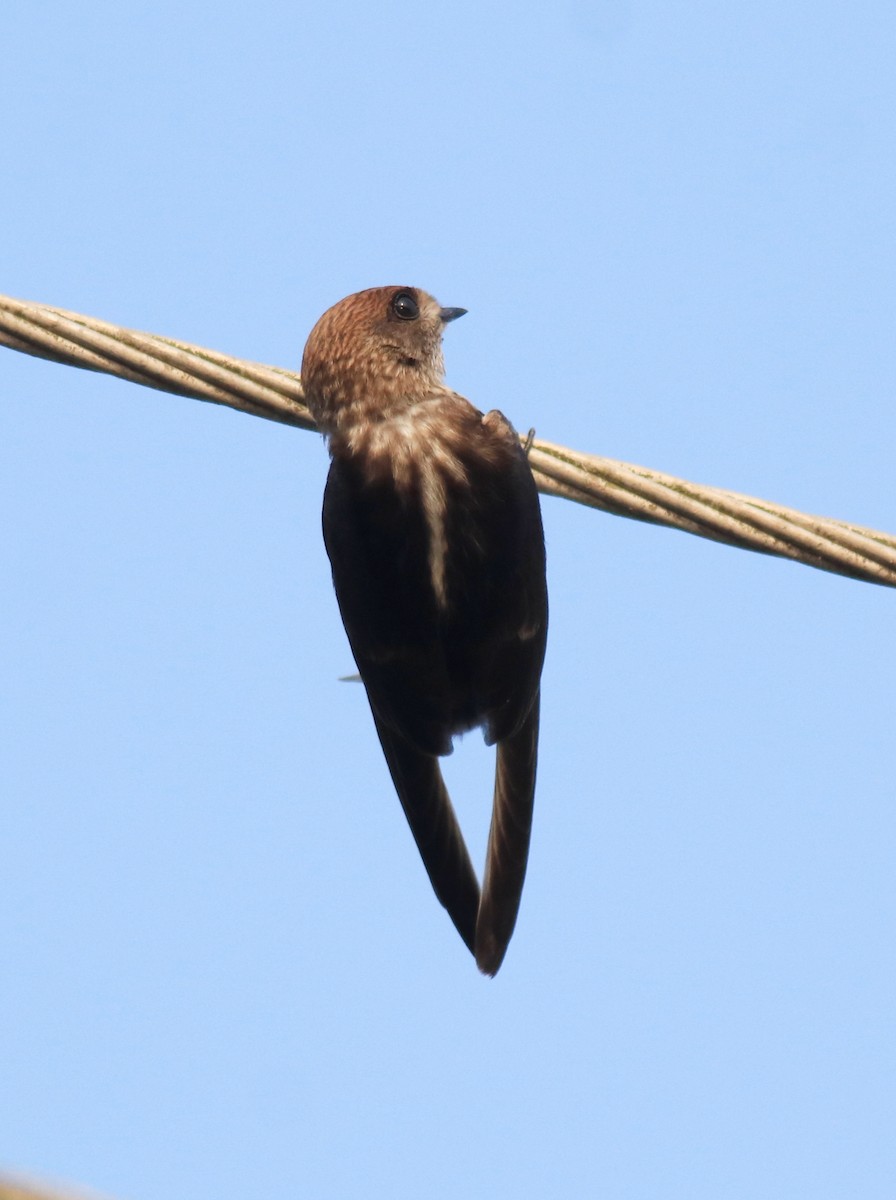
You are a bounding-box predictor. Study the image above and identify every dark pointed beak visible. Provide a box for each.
[439,306,467,324]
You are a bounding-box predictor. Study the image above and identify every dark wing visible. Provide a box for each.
[322,455,456,754]
[457,413,545,973]
[439,409,547,744]
[322,456,481,954]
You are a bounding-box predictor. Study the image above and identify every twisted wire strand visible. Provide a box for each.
[2,292,895,588]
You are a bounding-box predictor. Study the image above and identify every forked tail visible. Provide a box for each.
[372,712,481,956]
[475,694,540,976]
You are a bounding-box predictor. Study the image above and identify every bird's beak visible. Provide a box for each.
[439,307,467,324]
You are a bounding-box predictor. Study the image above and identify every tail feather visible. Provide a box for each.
[371,712,481,956]
[475,693,540,975]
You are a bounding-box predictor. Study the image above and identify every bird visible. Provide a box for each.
[301,286,548,975]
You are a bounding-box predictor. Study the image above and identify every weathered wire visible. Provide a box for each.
[2,292,895,588]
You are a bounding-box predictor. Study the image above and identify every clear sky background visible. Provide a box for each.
[2,3,894,1198]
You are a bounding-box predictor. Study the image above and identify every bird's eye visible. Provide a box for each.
[391,291,419,321]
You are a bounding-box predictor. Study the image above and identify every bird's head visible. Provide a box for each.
[301,286,466,435]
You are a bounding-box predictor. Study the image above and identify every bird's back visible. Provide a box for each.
[323,393,546,755]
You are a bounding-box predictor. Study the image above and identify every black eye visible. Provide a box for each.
[391,291,419,321]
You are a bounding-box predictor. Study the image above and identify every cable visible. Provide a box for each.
[2,292,894,588]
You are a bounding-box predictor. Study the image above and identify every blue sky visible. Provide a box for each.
[2,3,895,1197]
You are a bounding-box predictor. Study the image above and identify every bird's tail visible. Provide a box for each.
[475,692,540,976]
[371,712,481,957]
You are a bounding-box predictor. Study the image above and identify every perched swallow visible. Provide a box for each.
[301,286,547,974]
